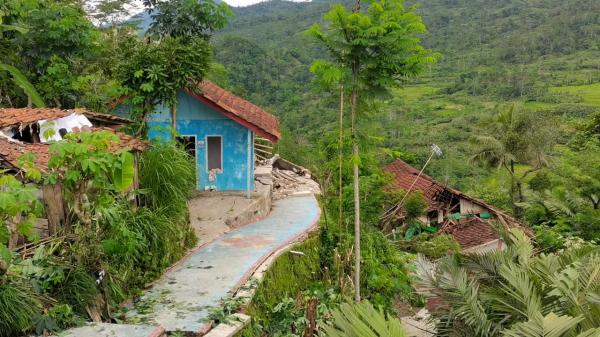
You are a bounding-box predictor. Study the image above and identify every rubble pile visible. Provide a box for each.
[272,167,321,199]
[255,155,321,200]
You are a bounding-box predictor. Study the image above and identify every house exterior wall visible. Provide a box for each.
[459,197,487,215]
[147,91,255,192]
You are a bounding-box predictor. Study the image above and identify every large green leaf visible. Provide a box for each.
[0,24,28,34]
[113,152,135,192]
[0,64,45,108]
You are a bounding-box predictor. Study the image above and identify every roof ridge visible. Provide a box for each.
[185,80,281,142]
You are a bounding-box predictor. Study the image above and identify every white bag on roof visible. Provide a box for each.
[39,113,93,142]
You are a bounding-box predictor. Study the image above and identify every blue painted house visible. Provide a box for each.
[123,81,280,192]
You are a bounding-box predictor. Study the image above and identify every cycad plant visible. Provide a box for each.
[322,301,406,337]
[415,228,600,337]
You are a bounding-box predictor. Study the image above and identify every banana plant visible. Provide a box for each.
[0,22,45,107]
[0,64,45,108]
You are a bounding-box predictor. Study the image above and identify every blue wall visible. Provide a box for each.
[147,91,255,192]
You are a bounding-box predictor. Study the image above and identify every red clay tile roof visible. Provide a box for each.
[0,108,73,128]
[185,81,281,142]
[0,129,147,172]
[82,111,132,125]
[385,159,444,205]
[0,137,51,170]
[384,159,529,246]
[441,218,500,250]
[0,108,131,128]
[385,159,521,223]
[91,127,148,152]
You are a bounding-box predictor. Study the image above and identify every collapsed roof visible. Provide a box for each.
[384,159,527,251]
[0,108,146,173]
[385,159,520,225]
[0,108,132,129]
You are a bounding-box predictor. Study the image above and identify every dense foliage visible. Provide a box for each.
[243,227,415,337]
[0,136,197,336]
[416,228,600,336]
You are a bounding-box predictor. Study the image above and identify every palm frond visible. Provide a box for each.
[322,302,406,337]
[502,312,584,337]
[495,262,543,319]
[415,229,600,336]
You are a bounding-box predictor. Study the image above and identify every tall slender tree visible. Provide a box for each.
[308,0,437,302]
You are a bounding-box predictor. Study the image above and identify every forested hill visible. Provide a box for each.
[215,0,600,101]
[212,0,600,196]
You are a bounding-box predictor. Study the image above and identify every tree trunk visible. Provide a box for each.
[8,214,22,249]
[42,183,66,236]
[515,179,524,218]
[303,298,318,337]
[171,102,177,134]
[351,80,361,303]
[509,160,519,216]
[339,84,344,231]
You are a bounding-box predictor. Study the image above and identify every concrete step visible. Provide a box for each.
[60,323,166,337]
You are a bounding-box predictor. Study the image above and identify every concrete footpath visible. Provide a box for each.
[62,195,320,337]
[125,194,320,334]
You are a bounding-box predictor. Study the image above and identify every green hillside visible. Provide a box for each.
[213,0,600,194]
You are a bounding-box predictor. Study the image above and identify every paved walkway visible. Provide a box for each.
[124,195,320,333]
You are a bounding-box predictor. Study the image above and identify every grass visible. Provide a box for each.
[139,142,197,213]
[551,83,600,106]
[247,236,324,320]
[392,85,438,103]
[0,282,41,337]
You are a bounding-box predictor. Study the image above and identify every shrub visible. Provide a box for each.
[361,229,414,310]
[403,192,427,221]
[416,229,600,336]
[0,282,41,337]
[414,234,461,259]
[570,208,600,241]
[534,225,565,252]
[139,142,197,215]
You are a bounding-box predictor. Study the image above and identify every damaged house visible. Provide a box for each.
[0,108,147,243]
[384,159,526,253]
[114,80,281,193]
